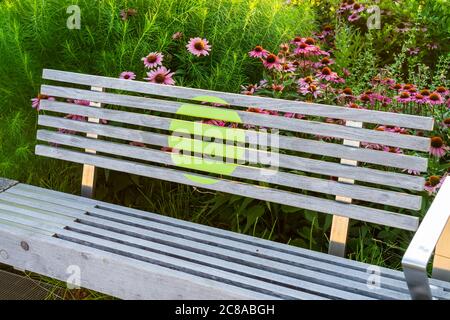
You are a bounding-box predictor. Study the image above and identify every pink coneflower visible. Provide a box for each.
[348,13,360,22]
[427,43,439,50]
[396,22,411,33]
[240,83,260,95]
[31,94,55,111]
[313,57,335,69]
[186,37,211,57]
[291,36,303,46]
[172,32,183,40]
[430,136,448,158]
[279,43,290,54]
[407,47,420,56]
[263,53,281,70]
[316,67,342,83]
[412,93,427,104]
[299,84,322,98]
[142,52,164,69]
[119,71,136,80]
[74,99,90,106]
[443,118,450,128]
[352,3,365,13]
[284,112,305,119]
[294,43,314,56]
[271,84,284,92]
[298,75,316,87]
[144,66,175,85]
[120,8,137,21]
[428,92,444,105]
[281,62,296,73]
[383,146,403,154]
[436,86,449,97]
[203,119,226,127]
[424,175,446,195]
[248,45,268,58]
[403,168,421,176]
[396,91,412,103]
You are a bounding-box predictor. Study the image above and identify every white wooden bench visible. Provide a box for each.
[0,69,449,300]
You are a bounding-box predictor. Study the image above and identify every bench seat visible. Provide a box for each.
[1,181,449,300]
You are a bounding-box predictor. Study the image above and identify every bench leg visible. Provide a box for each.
[433,218,450,281]
[81,86,104,198]
[328,120,362,257]
[329,215,349,257]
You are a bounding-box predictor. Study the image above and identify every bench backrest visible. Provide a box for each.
[36,69,434,254]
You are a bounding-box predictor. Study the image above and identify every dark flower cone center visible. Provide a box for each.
[147,55,157,63]
[403,84,413,90]
[393,84,402,90]
[343,87,353,95]
[349,103,359,108]
[429,93,441,101]
[293,36,302,42]
[309,85,317,92]
[155,74,166,83]
[254,46,263,52]
[194,41,205,51]
[323,25,332,32]
[321,67,332,75]
[420,89,430,96]
[415,94,424,100]
[437,86,447,93]
[360,94,370,102]
[305,37,315,45]
[400,92,410,99]
[428,176,441,187]
[266,54,277,63]
[321,57,331,64]
[444,118,450,125]
[353,3,361,10]
[431,136,443,148]
[299,43,307,49]
[38,94,48,100]
[304,76,313,84]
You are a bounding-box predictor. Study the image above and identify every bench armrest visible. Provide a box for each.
[402,177,450,300]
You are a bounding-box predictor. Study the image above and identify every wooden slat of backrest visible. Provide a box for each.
[36,129,422,210]
[329,120,363,257]
[42,69,435,131]
[37,113,426,191]
[34,145,419,231]
[40,85,431,152]
[38,115,428,172]
[81,86,103,198]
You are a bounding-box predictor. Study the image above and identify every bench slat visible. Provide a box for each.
[34,145,419,231]
[37,129,422,210]
[39,89,431,152]
[38,115,429,172]
[38,115,426,191]
[10,183,450,296]
[42,69,434,131]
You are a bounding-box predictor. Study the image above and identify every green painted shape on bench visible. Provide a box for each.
[169,96,243,185]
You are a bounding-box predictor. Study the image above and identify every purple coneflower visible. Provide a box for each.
[119,71,136,80]
[428,92,444,105]
[172,32,183,40]
[424,175,446,195]
[144,66,175,85]
[316,67,342,83]
[142,52,164,69]
[248,45,268,58]
[383,146,403,154]
[407,47,420,56]
[429,136,448,158]
[263,54,281,70]
[348,13,360,22]
[31,94,55,111]
[186,37,211,57]
[396,91,412,104]
[352,3,365,13]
